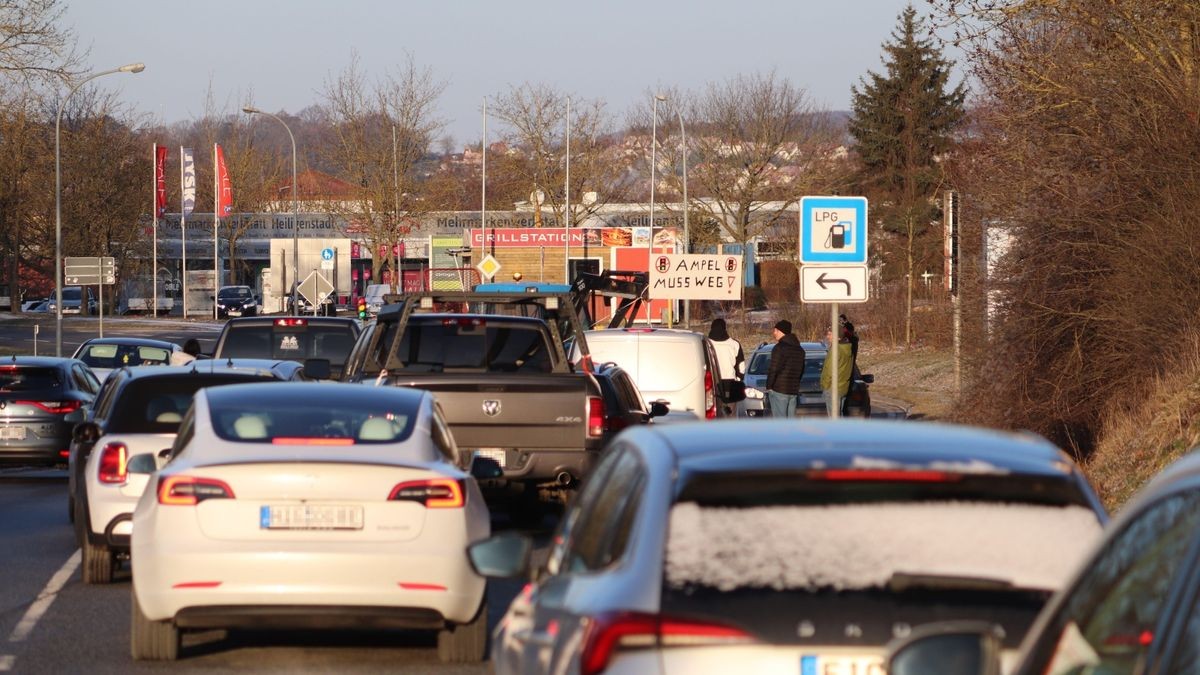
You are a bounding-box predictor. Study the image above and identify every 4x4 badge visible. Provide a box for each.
[482,400,501,417]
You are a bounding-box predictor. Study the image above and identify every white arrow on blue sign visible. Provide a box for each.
[321,247,334,261]
[799,196,868,264]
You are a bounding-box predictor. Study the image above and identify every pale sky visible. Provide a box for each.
[64,0,965,145]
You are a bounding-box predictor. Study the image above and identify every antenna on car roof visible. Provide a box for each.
[227,356,234,368]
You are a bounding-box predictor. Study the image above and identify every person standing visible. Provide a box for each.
[821,326,854,416]
[765,319,806,418]
[170,338,203,366]
[707,318,745,382]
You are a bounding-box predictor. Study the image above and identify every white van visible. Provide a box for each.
[362,283,391,317]
[581,328,744,423]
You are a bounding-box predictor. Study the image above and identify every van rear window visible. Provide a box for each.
[220,324,357,365]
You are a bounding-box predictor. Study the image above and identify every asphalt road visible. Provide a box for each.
[0,314,226,358]
[0,467,540,674]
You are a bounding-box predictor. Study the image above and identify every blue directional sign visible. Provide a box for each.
[799,196,868,264]
[320,247,334,262]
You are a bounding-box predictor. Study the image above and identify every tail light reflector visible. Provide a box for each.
[157,475,235,505]
[389,478,465,508]
[17,400,81,414]
[704,370,716,420]
[97,442,128,484]
[587,396,605,437]
[581,612,753,675]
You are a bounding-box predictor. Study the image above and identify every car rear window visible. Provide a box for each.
[210,399,414,444]
[0,366,62,392]
[660,470,1103,647]
[219,322,357,365]
[392,318,553,373]
[107,374,273,434]
[78,344,171,370]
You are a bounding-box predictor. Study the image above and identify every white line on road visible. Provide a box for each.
[0,655,14,671]
[8,550,81,643]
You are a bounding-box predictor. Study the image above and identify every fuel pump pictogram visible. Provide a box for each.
[824,220,853,250]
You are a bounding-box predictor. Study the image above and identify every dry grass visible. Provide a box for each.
[1084,338,1200,512]
[857,346,958,419]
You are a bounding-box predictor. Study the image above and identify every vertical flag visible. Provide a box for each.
[154,145,168,217]
[181,147,196,216]
[215,144,233,216]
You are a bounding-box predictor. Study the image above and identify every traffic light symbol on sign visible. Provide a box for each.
[357,299,367,319]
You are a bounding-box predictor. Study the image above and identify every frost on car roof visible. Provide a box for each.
[665,501,1101,593]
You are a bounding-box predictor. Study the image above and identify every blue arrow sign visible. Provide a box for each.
[799,196,868,264]
[321,247,334,261]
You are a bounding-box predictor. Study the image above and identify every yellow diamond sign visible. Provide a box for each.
[476,254,502,280]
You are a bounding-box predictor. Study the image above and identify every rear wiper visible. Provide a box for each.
[887,572,1015,592]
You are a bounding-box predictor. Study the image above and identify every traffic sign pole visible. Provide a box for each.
[98,258,103,338]
[831,303,838,420]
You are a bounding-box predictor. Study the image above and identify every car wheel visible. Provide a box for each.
[130,587,180,661]
[437,600,487,663]
[81,532,114,584]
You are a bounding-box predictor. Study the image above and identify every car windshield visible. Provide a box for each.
[107,374,272,434]
[748,351,771,375]
[658,470,1103,647]
[63,288,81,301]
[219,287,252,299]
[0,366,62,392]
[392,318,553,373]
[218,323,357,366]
[78,344,171,370]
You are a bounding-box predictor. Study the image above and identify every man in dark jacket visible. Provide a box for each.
[766,319,806,418]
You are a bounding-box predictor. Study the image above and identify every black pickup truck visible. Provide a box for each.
[343,293,605,509]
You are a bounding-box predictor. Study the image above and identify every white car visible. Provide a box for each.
[129,382,492,662]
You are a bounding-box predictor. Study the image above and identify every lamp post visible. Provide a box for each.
[55,62,144,357]
[243,106,298,315]
[673,105,690,327]
[650,95,665,260]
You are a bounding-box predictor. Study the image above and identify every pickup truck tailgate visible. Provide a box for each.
[389,373,591,449]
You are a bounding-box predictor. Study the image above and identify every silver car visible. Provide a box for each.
[0,357,100,467]
[469,420,1107,675]
[740,341,827,417]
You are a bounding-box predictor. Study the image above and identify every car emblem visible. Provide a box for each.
[482,400,501,417]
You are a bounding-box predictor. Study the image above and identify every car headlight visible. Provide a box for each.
[745,387,765,400]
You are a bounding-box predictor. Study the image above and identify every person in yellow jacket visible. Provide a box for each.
[820,326,854,416]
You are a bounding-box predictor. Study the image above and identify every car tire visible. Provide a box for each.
[81,531,114,585]
[130,588,180,661]
[437,600,487,663]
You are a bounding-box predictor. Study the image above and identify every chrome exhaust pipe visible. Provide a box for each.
[556,471,574,487]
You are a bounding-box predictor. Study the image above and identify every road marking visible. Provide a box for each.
[0,655,13,671]
[8,550,81,643]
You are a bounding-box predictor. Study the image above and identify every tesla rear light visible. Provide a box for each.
[157,475,235,505]
[97,442,128,484]
[388,478,464,508]
[587,396,605,437]
[581,611,753,675]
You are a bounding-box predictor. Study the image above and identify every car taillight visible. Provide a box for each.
[587,396,605,437]
[17,400,81,414]
[388,479,465,508]
[97,442,128,484]
[581,612,753,675]
[157,475,235,506]
[704,370,716,419]
[275,318,307,327]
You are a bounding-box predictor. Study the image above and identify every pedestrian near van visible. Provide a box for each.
[707,318,745,381]
[170,338,203,366]
[821,326,854,416]
[840,313,860,370]
[765,319,806,418]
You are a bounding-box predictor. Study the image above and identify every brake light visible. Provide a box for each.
[271,437,355,446]
[157,475,236,505]
[17,400,82,414]
[97,442,128,484]
[275,318,307,327]
[587,396,605,437]
[388,479,465,508]
[806,469,961,482]
[622,328,655,333]
[704,370,716,419]
[581,612,752,675]
[441,317,485,328]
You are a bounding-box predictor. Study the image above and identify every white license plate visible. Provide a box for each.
[228,310,242,316]
[260,504,363,530]
[800,654,885,675]
[0,426,26,440]
[475,448,507,468]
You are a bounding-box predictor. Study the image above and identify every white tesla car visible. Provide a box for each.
[130,382,493,662]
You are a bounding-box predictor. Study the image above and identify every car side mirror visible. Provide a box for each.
[303,358,332,380]
[467,532,533,579]
[157,447,173,460]
[127,453,157,474]
[649,401,670,418]
[886,622,1002,675]
[470,456,504,480]
[722,379,747,403]
[860,373,874,384]
[72,421,100,445]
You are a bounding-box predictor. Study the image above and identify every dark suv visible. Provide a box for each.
[211,317,361,380]
[592,362,668,443]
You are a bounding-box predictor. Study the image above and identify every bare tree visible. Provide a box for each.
[0,0,79,84]
[320,52,446,290]
[0,93,52,308]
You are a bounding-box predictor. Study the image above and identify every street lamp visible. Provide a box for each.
[55,62,144,356]
[672,104,690,326]
[650,94,666,259]
[243,106,298,315]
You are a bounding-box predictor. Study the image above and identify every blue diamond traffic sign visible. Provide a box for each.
[799,196,868,264]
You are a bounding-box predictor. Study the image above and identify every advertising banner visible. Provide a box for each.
[180,147,195,216]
